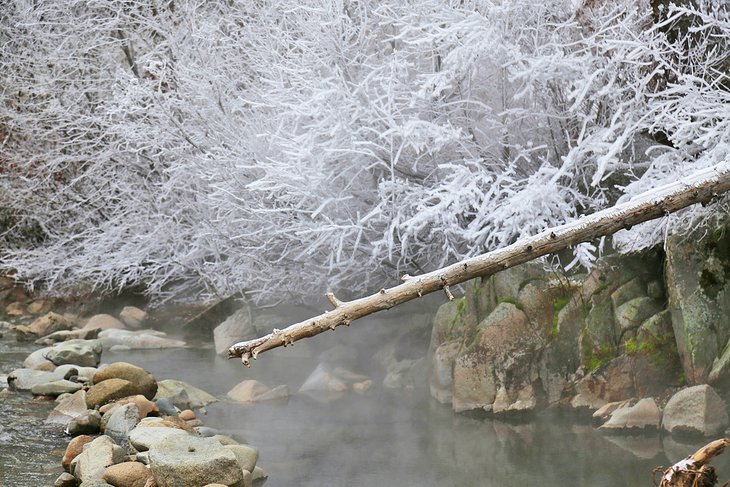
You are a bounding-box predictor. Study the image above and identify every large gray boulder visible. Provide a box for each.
[213,307,257,356]
[599,398,661,431]
[45,339,102,367]
[154,379,218,409]
[662,384,729,437]
[7,368,61,391]
[149,435,245,487]
[128,426,191,452]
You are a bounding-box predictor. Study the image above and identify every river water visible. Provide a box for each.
[2,322,730,486]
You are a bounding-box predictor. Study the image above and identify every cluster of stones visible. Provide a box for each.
[1,300,268,487]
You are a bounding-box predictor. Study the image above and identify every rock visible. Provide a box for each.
[592,399,633,426]
[7,368,60,391]
[38,328,101,344]
[46,339,103,367]
[614,297,662,334]
[54,471,78,487]
[429,341,461,404]
[94,362,157,400]
[119,306,148,329]
[227,380,289,403]
[251,466,267,485]
[105,403,141,450]
[213,435,240,446]
[195,427,221,437]
[662,384,729,436]
[70,435,125,484]
[67,409,101,436]
[225,444,258,472]
[102,461,152,487]
[23,347,55,370]
[154,379,218,409]
[98,329,186,350]
[15,312,75,341]
[665,230,730,384]
[31,379,83,397]
[214,307,256,356]
[599,398,661,431]
[84,314,126,331]
[128,426,191,452]
[63,434,95,471]
[570,373,607,411]
[179,409,196,421]
[87,378,139,409]
[100,395,158,419]
[610,278,646,309]
[154,398,178,416]
[48,389,89,426]
[149,436,245,487]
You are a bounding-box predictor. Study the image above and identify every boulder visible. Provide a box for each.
[14,312,75,341]
[99,395,158,419]
[299,364,369,394]
[119,306,148,329]
[53,472,78,487]
[56,364,97,383]
[149,435,245,487]
[610,278,646,310]
[62,434,95,472]
[592,399,633,426]
[87,378,139,409]
[45,339,103,367]
[225,444,258,472]
[570,373,607,411]
[47,389,89,426]
[94,362,157,400]
[227,380,289,403]
[614,297,662,334]
[102,461,152,487]
[84,314,126,331]
[128,426,191,452]
[104,403,141,450]
[429,341,461,404]
[7,368,60,391]
[98,329,186,350]
[66,409,101,436]
[662,384,729,436]
[23,347,55,370]
[70,435,125,484]
[26,298,54,315]
[31,379,83,397]
[154,379,218,409]
[37,328,101,344]
[599,398,661,431]
[214,307,257,356]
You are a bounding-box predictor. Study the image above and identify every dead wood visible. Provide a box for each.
[655,438,730,487]
[229,162,730,367]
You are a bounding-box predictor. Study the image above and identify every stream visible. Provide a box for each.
[2,323,730,486]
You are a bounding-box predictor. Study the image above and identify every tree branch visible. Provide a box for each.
[228,162,730,366]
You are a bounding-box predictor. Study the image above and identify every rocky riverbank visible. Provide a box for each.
[0,304,268,487]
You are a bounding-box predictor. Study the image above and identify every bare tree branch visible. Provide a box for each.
[229,162,730,366]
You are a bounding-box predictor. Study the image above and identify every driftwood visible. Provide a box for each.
[655,438,730,487]
[229,162,730,366]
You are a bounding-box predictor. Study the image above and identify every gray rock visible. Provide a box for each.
[53,472,78,487]
[252,466,268,486]
[149,435,245,487]
[128,426,190,452]
[46,339,102,367]
[7,368,61,391]
[610,277,646,309]
[599,398,661,431]
[47,389,88,425]
[154,379,218,409]
[663,384,729,436]
[66,410,101,436]
[37,328,101,344]
[195,426,221,437]
[214,307,257,356]
[98,329,186,350]
[225,444,258,472]
[155,397,179,416]
[55,364,97,383]
[614,297,662,334]
[23,347,54,370]
[31,379,82,397]
[104,403,140,450]
[70,435,124,484]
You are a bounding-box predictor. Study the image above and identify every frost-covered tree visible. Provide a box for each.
[1,0,729,303]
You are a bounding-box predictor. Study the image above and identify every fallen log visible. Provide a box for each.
[229,162,730,366]
[655,438,730,487]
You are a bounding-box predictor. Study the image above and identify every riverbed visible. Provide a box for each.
[2,329,729,487]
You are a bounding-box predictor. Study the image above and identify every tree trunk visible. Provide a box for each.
[229,162,730,366]
[655,438,729,487]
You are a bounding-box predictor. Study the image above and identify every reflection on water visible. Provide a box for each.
[2,325,729,487]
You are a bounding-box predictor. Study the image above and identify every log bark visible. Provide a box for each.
[229,162,730,366]
[656,438,729,487]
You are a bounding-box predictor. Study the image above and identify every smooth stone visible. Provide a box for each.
[128,426,190,452]
[154,379,217,409]
[37,327,101,344]
[179,409,196,421]
[213,307,257,356]
[47,389,88,426]
[599,398,661,431]
[102,461,152,487]
[83,314,126,331]
[31,379,82,397]
[46,339,103,367]
[100,395,158,418]
[86,378,138,409]
[195,427,220,437]
[119,306,148,329]
[7,368,60,391]
[54,472,78,487]
[213,435,240,446]
[56,364,97,383]
[63,435,95,471]
[70,436,125,484]
[23,347,54,370]
[149,436,244,487]
[15,312,75,340]
[98,329,186,350]
[66,410,102,436]
[94,362,157,400]
[663,385,730,436]
[155,398,178,416]
[252,466,267,485]
[225,444,258,472]
[104,403,141,450]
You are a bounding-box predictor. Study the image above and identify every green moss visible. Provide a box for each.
[547,297,570,341]
[625,337,639,354]
[498,297,524,311]
[518,276,545,292]
[446,297,467,341]
[583,340,617,373]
